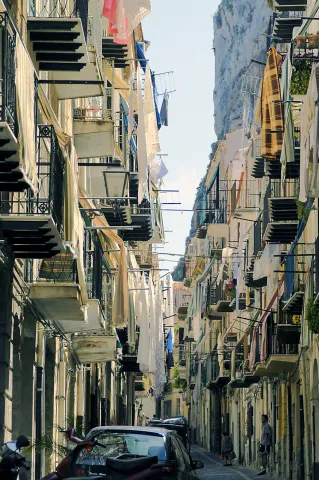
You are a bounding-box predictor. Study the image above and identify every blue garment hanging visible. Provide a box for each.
[151,72,162,130]
[136,41,147,72]
[167,328,173,353]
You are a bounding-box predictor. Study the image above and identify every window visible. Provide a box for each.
[176,398,181,416]
[171,436,191,468]
[164,400,172,418]
[75,432,167,475]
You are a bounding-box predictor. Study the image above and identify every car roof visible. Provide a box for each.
[87,426,172,437]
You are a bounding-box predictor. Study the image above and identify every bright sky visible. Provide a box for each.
[143,0,220,273]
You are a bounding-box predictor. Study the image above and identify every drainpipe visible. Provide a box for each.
[76,368,84,435]
[57,359,66,447]
[100,364,106,426]
[301,347,311,480]
[288,383,293,480]
[90,363,98,429]
[35,324,45,480]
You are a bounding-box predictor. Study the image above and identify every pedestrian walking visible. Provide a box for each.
[221,431,233,466]
[257,414,272,476]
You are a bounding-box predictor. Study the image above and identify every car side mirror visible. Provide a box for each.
[16,435,30,450]
[192,460,204,470]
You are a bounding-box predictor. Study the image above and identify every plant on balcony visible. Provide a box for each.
[172,365,187,391]
[224,280,235,299]
[306,298,319,334]
[296,200,307,220]
[290,61,312,95]
[183,279,191,287]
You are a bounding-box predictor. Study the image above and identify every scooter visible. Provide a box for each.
[41,428,96,480]
[0,434,30,480]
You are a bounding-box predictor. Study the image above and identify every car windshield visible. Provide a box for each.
[74,431,167,476]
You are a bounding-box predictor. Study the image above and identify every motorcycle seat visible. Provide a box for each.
[105,456,158,473]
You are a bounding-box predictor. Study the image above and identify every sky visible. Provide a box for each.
[143,0,221,273]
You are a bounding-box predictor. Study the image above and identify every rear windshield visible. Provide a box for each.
[76,431,167,470]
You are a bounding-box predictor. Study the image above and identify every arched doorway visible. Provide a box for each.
[312,360,319,477]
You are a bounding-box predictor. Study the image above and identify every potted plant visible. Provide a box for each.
[305,298,319,334]
[224,280,236,299]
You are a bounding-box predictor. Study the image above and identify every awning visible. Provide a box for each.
[104,63,138,111]
[79,189,129,326]
[15,36,38,192]
[207,165,219,193]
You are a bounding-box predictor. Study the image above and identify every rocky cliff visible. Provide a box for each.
[213,0,271,139]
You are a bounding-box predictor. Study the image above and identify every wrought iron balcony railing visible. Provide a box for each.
[84,229,111,305]
[0,125,65,234]
[0,12,16,132]
[230,180,261,213]
[28,0,89,40]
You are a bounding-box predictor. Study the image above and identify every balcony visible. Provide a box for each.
[229,373,260,389]
[274,1,307,13]
[119,355,143,374]
[253,316,300,376]
[205,181,228,225]
[0,13,17,183]
[265,146,300,179]
[282,254,305,315]
[0,125,65,258]
[102,36,129,69]
[251,137,265,179]
[30,277,86,330]
[27,0,103,99]
[230,180,260,220]
[273,11,303,43]
[135,376,145,392]
[72,334,117,363]
[73,94,114,158]
[207,281,233,315]
[0,13,39,192]
[263,180,299,243]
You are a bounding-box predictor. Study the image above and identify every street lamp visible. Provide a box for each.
[103,160,130,217]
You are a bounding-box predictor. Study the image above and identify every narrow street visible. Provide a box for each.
[191,446,276,480]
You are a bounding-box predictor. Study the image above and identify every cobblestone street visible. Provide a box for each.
[191,445,276,480]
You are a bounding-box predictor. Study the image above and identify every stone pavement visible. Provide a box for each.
[191,445,278,480]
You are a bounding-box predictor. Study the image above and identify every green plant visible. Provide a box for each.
[296,200,307,220]
[183,279,191,287]
[306,298,319,334]
[174,325,179,336]
[290,61,312,95]
[172,366,187,391]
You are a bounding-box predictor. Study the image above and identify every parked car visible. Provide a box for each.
[69,426,203,479]
[162,417,188,427]
[147,418,189,449]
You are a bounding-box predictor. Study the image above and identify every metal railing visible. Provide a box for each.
[28,0,89,40]
[231,180,261,212]
[270,178,299,198]
[179,344,186,365]
[0,125,65,235]
[84,230,104,303]
[87,0,102,68]
[0,12,16,132]
[74,89,113,121]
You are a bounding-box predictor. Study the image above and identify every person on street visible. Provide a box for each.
[221,431,233,466]
[257,414,272,476]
